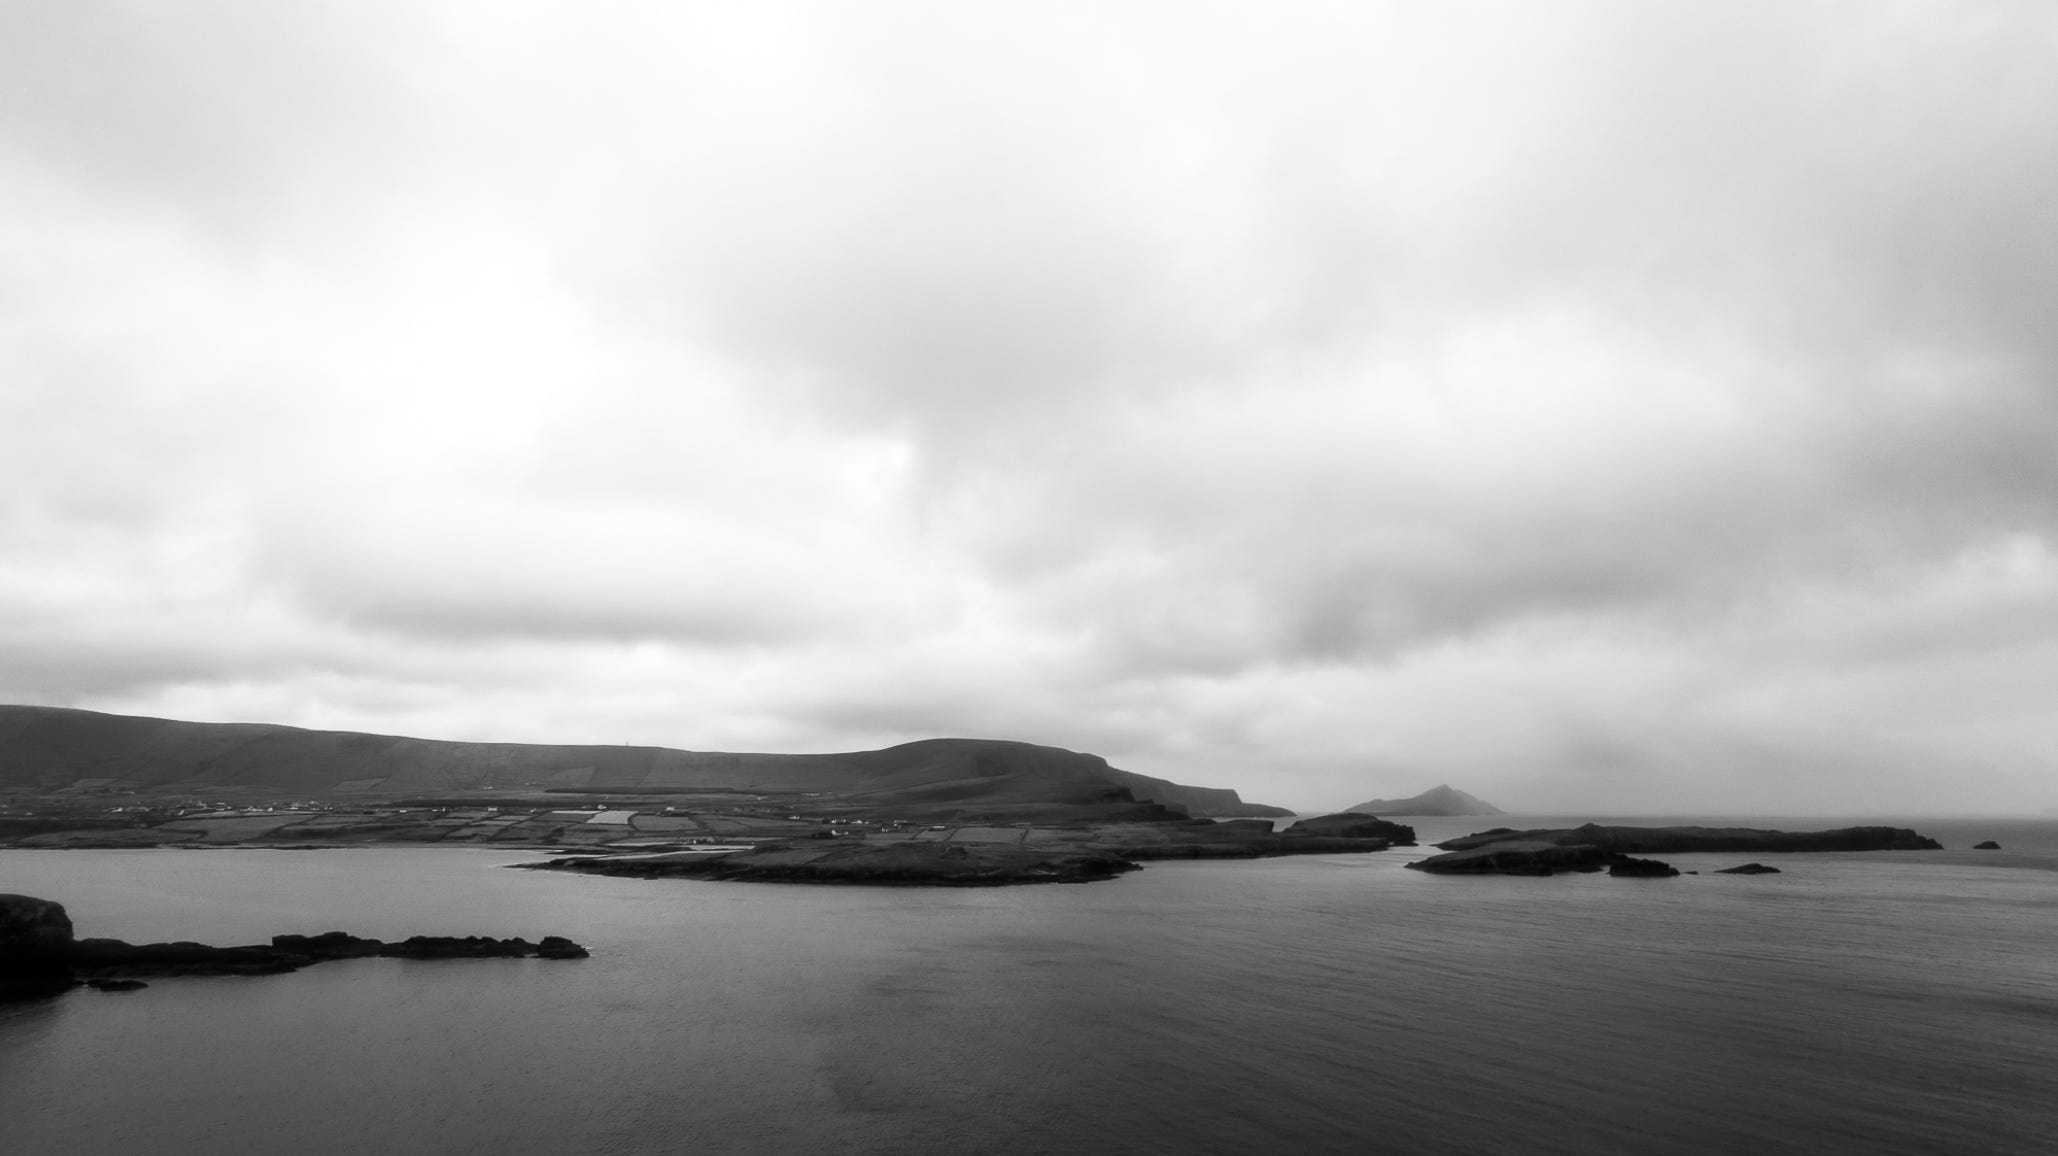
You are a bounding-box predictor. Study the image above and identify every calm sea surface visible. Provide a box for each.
[5,815,2057,1155]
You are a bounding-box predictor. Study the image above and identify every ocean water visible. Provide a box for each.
[4,816,2056,1155]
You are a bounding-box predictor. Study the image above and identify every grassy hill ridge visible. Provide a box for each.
[0,705,1290,817]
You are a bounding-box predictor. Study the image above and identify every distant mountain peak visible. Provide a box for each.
[1345,784,1503,816]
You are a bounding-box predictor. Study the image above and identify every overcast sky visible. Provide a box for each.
[4,1,2054,814]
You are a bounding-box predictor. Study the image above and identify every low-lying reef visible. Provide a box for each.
[2,893,585,1002]
[1408,823,1941,877]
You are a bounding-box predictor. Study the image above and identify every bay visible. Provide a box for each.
[4,816,2057,1155]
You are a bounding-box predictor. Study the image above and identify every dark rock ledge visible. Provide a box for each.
[2,893,585,1002]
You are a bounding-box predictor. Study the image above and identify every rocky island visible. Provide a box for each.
[525,813,1418,886]
[1,893,586,1003]
[1407,823,1941,876]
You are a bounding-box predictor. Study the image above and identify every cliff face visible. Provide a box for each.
[0,706,1288,816]
[1105,769,1296,818]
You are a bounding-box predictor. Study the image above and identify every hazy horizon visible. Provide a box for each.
[4,3,2054,815]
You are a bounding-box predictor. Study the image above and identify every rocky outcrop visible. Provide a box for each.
[1608,857,1680,878]
[1345,785,1503,816]
[1973,840,2001,850]
[1284,813,1418,844]
[1,893,586,1000]
[1715,863,1782,874]
[1,893,79,1001]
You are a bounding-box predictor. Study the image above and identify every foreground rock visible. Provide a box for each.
[1,895,585,1001]
[1,893,78,1002]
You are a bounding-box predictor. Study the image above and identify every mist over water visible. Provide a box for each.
[5,820,2056,1155]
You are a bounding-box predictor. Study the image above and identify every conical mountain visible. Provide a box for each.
[1346,784,1503,816]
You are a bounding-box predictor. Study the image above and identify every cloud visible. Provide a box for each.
[3,1,2055,813]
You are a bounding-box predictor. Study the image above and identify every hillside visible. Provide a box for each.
[0,706,1290,818]
[1346,784,1504,816]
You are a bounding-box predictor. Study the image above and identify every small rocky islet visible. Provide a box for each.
[1,892,586,1004]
